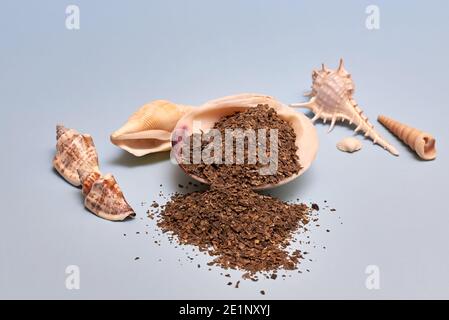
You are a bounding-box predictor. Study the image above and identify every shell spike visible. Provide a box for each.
[303,90,313,97]
[311,110,322,123]
[56,124,68,140]
[289,97,316,109]
[328,117,337,133]
[337,58,344,72]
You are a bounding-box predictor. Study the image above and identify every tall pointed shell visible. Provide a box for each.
[171,93,319,190]
[80,172,136,221]
[290,59,399,156]
[53,125,100,186]
[111,100,194,156]
[378,115,436,160]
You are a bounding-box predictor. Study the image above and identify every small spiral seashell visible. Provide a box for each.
[378,115,436,160]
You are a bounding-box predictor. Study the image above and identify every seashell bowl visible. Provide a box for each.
[171,93,319,190]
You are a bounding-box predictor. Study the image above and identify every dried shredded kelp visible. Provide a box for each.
[158,105,310,276]
[158,185,310,274]
[181,105,301,188]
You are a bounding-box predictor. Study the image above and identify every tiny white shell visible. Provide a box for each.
[336,137,362,153]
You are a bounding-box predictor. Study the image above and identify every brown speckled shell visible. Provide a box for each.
[78,169,102,197]
[53,125,100,186]
[83,173,135,221]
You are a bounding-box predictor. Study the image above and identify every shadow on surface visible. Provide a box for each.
[56,167,137,223]
[108,151,170,167]
[303,110,420,158]
[260,168,315,201]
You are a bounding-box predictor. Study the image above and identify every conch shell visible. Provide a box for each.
[378,115,436,160]
[53,125,135,221]
[171,93,319,190]
[336,137,362,153]
[111,100,194,156]
[290,59,399,156]
[78,169,136,221]
[53,125,100,186]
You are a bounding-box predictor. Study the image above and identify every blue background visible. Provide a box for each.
[1,0,448,299]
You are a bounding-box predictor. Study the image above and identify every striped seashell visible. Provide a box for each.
[53,125,100,186]
[111,100,194,156]
[378,115,436,160]
[79,170,135,221]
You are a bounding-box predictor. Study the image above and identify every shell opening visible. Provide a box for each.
[422,136,436,159]
[128,212,137,219]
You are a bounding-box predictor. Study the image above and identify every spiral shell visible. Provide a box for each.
[53,125,100,186]
[78,169,136,221]
[290,59,398,156]
[111,100,194,156]
[378,115,436,160]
